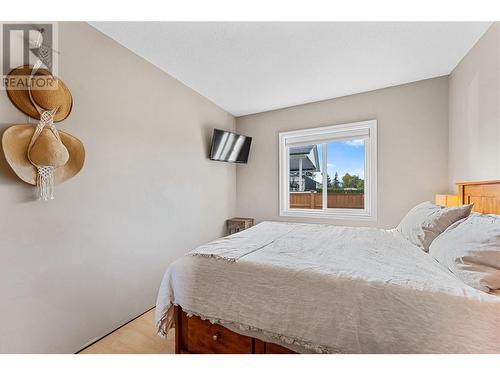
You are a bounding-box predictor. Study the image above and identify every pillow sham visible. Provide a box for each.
[429,213,500,292]
[397,201,473,251]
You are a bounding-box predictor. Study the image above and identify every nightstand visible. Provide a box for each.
[435,194,459,207]
[226,217,255,235]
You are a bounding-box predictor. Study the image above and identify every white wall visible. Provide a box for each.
[235,77,449,228]
[448,22,500,191]
[0,22,236,353]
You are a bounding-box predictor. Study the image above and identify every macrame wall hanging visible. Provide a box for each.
[27,109,64,200]
[2,59,85,200]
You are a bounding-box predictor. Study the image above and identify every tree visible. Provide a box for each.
[342,173,352,188]
[333,172,340,188]
[356,178,364,190]
[351,175,361,189]
[327,174,332,188]
[341,172,364,189]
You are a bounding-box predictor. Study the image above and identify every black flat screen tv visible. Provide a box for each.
[209,128,252,163]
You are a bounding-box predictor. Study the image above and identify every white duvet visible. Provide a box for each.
[155,221,500,353]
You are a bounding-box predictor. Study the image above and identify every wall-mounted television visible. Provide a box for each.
[209,128,252,164]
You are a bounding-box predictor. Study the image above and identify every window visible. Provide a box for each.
[279,120,377,220]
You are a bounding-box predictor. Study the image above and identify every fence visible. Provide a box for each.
[289,192,364,209]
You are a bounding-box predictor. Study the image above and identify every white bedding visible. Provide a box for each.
[155,221,500,353]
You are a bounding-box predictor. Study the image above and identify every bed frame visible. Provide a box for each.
[174,180,500,354]
[174,306,295,354]
[456,180,500,214]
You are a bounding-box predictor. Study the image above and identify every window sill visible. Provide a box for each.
[279,208,377,221]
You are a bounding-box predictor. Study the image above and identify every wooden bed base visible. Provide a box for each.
[174,306,296,354]
[174,181,500,354]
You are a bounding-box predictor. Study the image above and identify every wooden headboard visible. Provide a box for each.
[457,180,500,214]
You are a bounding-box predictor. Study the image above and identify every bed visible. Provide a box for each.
[155,180,500,354]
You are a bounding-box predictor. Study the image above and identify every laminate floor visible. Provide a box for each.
[79,308,174,354]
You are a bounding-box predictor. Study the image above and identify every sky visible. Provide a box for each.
[314,140,365,183]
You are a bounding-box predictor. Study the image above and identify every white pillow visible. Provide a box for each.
[429,213,500,292]
[397,201,473,251]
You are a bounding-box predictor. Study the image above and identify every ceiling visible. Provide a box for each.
[90,22,491,116]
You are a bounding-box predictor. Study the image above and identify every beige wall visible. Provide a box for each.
[235,77,449,228]
[0,22,235,353]
[448,23,500,191]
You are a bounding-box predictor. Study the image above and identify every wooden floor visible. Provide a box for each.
[79,308,175,354]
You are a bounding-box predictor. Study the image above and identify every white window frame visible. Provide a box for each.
[279,120,377,221]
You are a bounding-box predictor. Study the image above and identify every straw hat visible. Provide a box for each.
[5,65,73,122]
[2,123,85,185]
